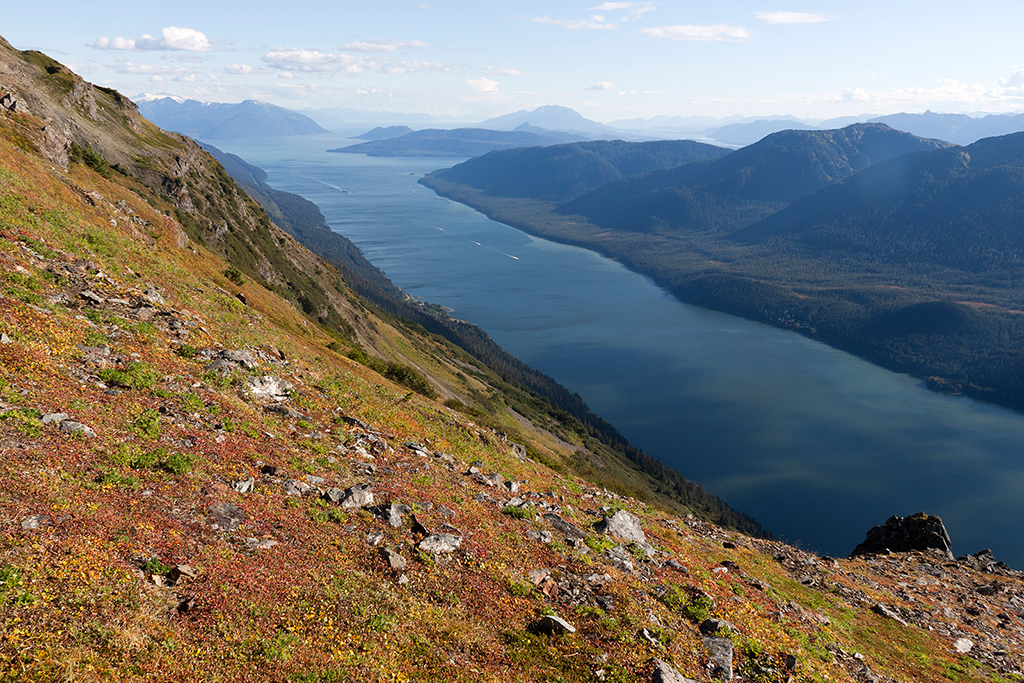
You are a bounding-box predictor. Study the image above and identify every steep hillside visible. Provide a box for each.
[557,124,954,234]
[426,139,730,203]
[137,97,330,139]
[4,37,1024,683]
[0,35,764,534]
[330,127,584,158]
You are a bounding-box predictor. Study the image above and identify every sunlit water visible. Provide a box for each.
[212,133,1024,565]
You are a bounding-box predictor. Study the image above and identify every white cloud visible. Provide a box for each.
[755,11,829,24]
[525,14,617,30]
[1000,69,1024,89]
[618,89,669,95]
[95,27,213,52]
[263,49,367,74]
[279,71,294,79]
[113,58,192,76]
[642,24,750,42]
[94,36,136,50]
[149,75,164,83]
[487,67,523,76]
[224,63,260,75]
[586,81,616,91]
[588,2,656,21]
[174,74,197,83]
[262,48,456,76]
[467,77,500,92]
[339,39,430,53]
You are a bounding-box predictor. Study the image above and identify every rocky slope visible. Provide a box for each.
[2,37,1024,683]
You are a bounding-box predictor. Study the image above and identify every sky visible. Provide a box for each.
[5,1,1024,123]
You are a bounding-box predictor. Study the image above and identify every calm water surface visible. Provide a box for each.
[213,133,1024,565]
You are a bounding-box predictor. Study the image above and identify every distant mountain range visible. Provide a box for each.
[479,105,620,138]
[353,125,414,141]
[705,111,1024,146]
[330,126,585,157]
[136,97,329,139]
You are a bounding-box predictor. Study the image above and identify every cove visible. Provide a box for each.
[212,133,1024,566]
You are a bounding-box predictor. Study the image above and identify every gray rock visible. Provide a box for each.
[0,333,11,344]
[475,472,505,487]
[597,509,647,545]
[232,478,255,494]
[79,290,104,305]
[505,480,521,494]
[526,529,553,543]
[366,530,384,546]
[41,412,68,424]
[638,628,661,647]
[304,475,326,486]
[59,420,96,438]
[144,287,165,306]
[699,618,736,635]
[208,502,247,532]
[954,637,974,653]
[543,512,586,539]
[605,545,635,571]
[207,358,238,376]
[245,375,294,401]
[534,614,576,635]
[167,565,197,585]
[649,658,701,683]
[398,574,409,585]
[872,603,909,627]
[221,349,256,369]
[20,514,53,531]
[702,636,734,681]
[851,512,953,559]
[322,487,345,503]
[418,533,462,554]
[371,502,410,527]
[264,404,306,419]
[338,484,374,509]
[380,548,407,570]
[284,480,314,497]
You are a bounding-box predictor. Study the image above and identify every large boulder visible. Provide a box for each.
[649,658,701,683]
[597,509,647,544]
[851,512,953,558]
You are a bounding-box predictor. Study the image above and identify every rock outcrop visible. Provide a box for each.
[850,512,953,558]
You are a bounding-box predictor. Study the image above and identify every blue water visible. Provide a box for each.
[212,133,1024,565]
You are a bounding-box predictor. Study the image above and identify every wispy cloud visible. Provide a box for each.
[756,11,830,24]
[224,63,270,76]
[262,48,454,75]
[588,2,656,21]
[586,81,616,91]
[487,67,523,76]
[642,24,750,42]
[94,27,214,52]
[339,39,430,53]
[1000,68,1024,89]
[112,57,193,76]
[467,77,500,93]
[525,15,618,30]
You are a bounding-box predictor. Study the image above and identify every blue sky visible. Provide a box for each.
[6,1,1024,122]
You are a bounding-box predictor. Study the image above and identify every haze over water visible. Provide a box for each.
[215,133,1024,566]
